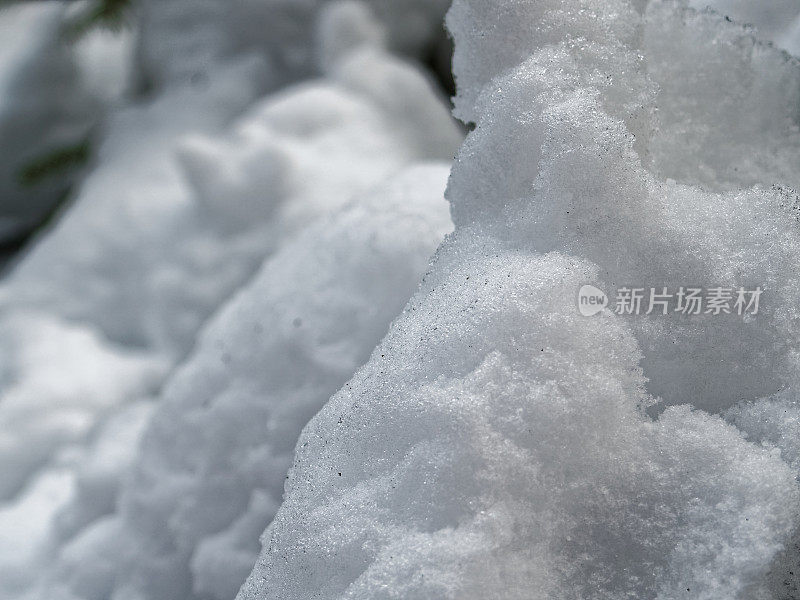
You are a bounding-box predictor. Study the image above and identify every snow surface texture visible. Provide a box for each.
[237,1,800,599]
[0,2,95,245]
[4,0,800,599]
[726,394,800,598]
[0,2,460,598]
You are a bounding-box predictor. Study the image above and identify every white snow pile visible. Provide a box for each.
[0,1,459,598]
[3,0,800,599]
[235,0,800,599]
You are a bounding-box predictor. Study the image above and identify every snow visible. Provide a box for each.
[0,2,458,356]
[3,0,800,599]
[689,0,800,56]
[0,313,164,501]
[725,393,800,598]
[35,164,452,600]
[0,2,459,598]
[237,0,800,598]
[239,248,799,599]
[134,0,451,94]
[73,27,135,105]
[0,2,94,244]
[645,1,800,191]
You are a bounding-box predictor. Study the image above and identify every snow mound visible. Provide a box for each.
[239,0,800,598]
[1,3,459,356]
[5,0,799,598]
[645,1,800,191]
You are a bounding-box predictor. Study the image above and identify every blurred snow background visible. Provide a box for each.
[0,0,799,599]
[0,0,459,598]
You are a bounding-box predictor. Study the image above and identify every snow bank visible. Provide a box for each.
[238,0,800,598]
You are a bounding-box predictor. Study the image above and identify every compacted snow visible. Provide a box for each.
[1,0,800,599]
